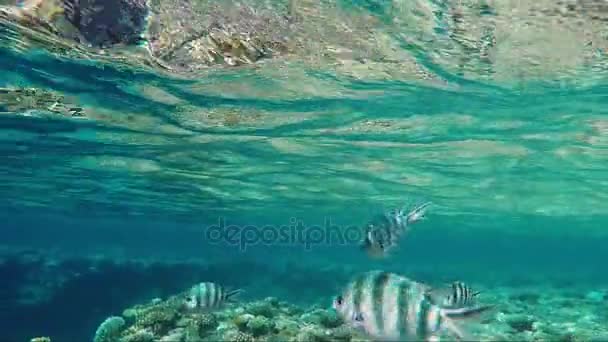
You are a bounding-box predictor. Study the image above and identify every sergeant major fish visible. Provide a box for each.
[428,281,481,309]
[360,202,431,258]
[332,270,492,342]
[182,282,242,312]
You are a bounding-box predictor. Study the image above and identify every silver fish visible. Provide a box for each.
[332,270,492,342]
[360,202,431,258]
[182,282,241,312]
[429,281,481,309]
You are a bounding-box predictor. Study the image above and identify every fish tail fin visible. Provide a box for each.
[225,288,243,302]
[440,305,494,340]
[404,201,432,225]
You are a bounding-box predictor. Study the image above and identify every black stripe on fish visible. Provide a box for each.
[194,285,201,308]
[215,284,222,308]
[218,286,226,303]
[352,274,366,317]
[452,282,479,306]
[397,278,410,338]
[417,294,432,339]
[372,271,391,334]
[454,282,463,305]
[204,283,211,308]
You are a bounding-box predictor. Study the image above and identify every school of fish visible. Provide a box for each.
[332,270,491,341]
[183,200,491,341]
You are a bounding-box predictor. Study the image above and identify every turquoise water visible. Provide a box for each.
[1,1,608,341]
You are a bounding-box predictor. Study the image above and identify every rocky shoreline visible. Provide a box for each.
[3,0,607,83]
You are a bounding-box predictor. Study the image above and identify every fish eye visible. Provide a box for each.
[336,296,343,305]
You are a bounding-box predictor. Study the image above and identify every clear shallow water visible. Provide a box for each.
[1,1,608,341]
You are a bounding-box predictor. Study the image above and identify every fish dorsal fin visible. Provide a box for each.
[225,288,243,302]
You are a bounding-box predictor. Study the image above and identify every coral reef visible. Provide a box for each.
[93,316,126,342]
[89,280,608,342]
[97,290,370,342]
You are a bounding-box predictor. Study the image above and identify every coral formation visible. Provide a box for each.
[87,280,608,342]
[94,288,371,342]
[93,316,126,342]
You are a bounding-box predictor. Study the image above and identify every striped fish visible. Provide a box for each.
[433,281,481,308]
[332,271,492,341]
[360,202,431,258]
[182,282,241,312]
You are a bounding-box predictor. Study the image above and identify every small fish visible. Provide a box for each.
[429,281,481,309]
[360,202,431,258]
[182,282,241,312]
[332,271,492,342]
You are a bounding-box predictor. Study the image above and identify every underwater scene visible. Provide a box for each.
[1,0,608,341]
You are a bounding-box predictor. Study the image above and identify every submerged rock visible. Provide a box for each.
[506,314,537,333]
[145,1,294,71]
[244,315,274,336]
[62,0,149,47]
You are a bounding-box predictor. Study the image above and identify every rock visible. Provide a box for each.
[506,315,537,333]
[246,300,275,318]
[300,309,342,329]
[245,315,274,337]
[274,318,298,333]
[159,328,184,342]
[120,328,155,342]
[63,0,149,47]
[146,1,292,71]
[223,331,254,342]
[232,313,255,331]
[196,313,218,334]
